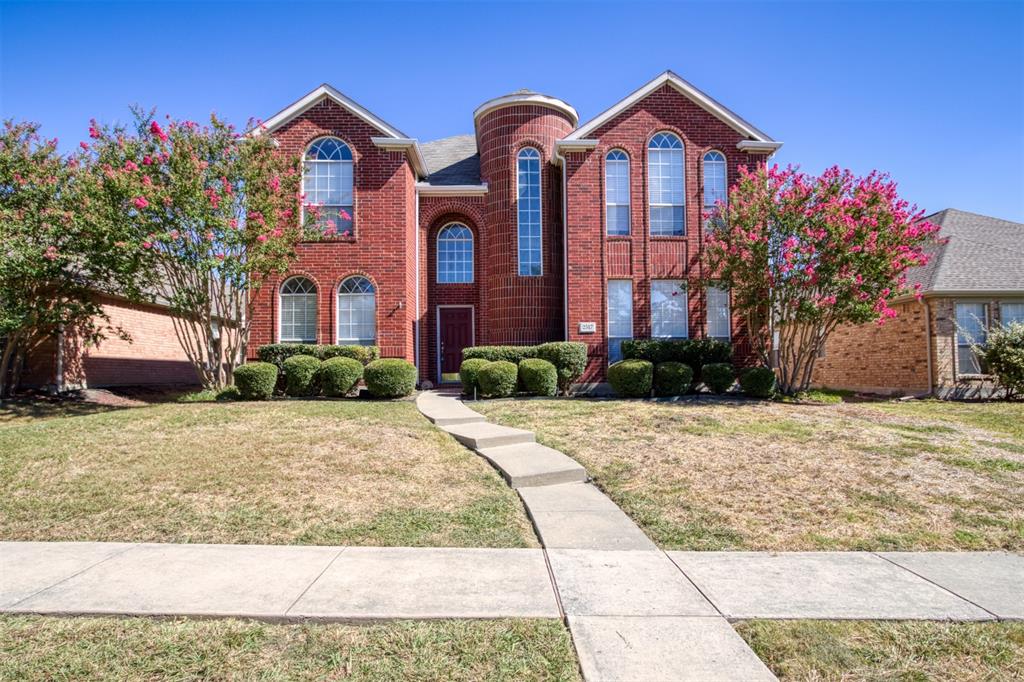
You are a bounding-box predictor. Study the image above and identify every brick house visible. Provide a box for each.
[249,71,782,388]
[812,209,1024,398]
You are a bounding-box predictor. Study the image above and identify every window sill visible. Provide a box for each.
[649,234,687,240]
[302,236,357,244]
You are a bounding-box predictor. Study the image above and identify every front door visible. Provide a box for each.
[438,306,473,383]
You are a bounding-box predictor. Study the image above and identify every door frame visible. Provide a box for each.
[436,304,475,385]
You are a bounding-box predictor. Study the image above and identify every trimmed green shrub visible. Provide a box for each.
[364,359,417,398]
[478,360,518,398]
[282,354,322,396]
[518,358,558,396]
[257,343,380,368]
[739,366,776,398]
[608,359,653,398]
[980,321,1024,400]
[535,341,588,394]
[459,358,490,396]
[321,356,364,397]
[462,345,537,365]
[621,339,731,381]
[654,361,693,397]
[233,362,277,400]
[702,363,735,394]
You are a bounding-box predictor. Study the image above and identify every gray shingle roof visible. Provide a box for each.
[907,209,1024,293]
[420,134,480,185]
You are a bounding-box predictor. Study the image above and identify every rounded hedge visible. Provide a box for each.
[321,356,364,397]
[534,341,588,394]
[702,363,735,394]
[654,361,694,397]
[282,354,322,396]
[519,358,558,397]
[459,358,490,396]
[364,358,417,398]
[233,362,278,400]
[478,360,518,398]
[608,359,653,398]
[739,366,776,398]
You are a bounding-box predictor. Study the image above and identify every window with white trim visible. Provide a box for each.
[955,302,987,374]
[437,223,473,283]
[303,137,354,235]
[279,277,317,342]
[607,279,633,364]
[1000,302,1024,327]
[702,150,727,230]
[648,132,685,236]
[651,280,687,338]
[517,147,542,276]
[337,276,376,346]
[707,286,731,341]
[605,150,630,236]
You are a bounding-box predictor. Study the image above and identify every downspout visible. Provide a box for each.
[414,184,421,383]
[923,297,934,396]
[555,146,569,340]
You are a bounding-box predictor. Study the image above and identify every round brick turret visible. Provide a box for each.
[474,90,578,345]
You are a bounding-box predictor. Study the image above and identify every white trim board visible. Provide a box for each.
[564,71,780,149]
[257,84,409,139]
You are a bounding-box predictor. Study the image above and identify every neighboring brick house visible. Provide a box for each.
[249,71,782,388]
[812,209,1024,397]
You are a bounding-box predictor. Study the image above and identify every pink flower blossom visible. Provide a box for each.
[170,229,180,240]
[142,156,153,165]
[257,234,268,243]
[88,119,101,139]
[268,176,280,192]
[79,141,89,150]
[44,246,59,261]
[141,241,152,249]
[123,160,138,172]
[132,196,149,209]
[142,175,152,187]
[150,120,168,142]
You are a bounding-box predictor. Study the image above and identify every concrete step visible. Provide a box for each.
[414,392,485,427]
[476,443,588,488]
[518,483,620,513]
[441,421,535,450]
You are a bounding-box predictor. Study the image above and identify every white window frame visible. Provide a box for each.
[647,132,685,237]
[516,147,543,277]
[702,150,727,230]
[706,285,731,341]
[436,222,474,284]
[302,136,354,235]
[955,301,988,375]
[999,301,1024,327]
[278,276,318,343]
[651,280,688,339]
[605,149,631,236]
[337,275,376,346]
[607,279,633,364]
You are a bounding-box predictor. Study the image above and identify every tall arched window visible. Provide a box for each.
[516,147,542,276]
[648,132,685,236]
[279,276,317,342]
[605,150,630,236]
[304,137,354,235]
[437,223,474,283]
[337,276,375,345]
[702,150,727,230]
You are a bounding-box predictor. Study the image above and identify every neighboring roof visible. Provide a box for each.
[909,209,1024,294]
[563,71,780,151]
[259,83,410,139]
[420,134,481,186]
[473,89,579,127]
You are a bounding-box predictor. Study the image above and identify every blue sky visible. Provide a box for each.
[3,1,1022,220]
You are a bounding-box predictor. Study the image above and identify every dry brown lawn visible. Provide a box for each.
[0,399,538,547]
[475,398,1024,551]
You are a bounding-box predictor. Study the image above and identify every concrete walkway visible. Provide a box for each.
[415,390,1024,681]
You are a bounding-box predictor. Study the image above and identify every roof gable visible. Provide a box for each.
[259,84,409,139]
[564,71,778,145]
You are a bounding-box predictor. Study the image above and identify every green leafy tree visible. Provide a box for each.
[703,164,941,395]
[979,321,1024,400]
[86,111,309,388]
[0,121,150,397]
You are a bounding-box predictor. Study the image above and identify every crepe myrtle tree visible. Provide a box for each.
[85,110,312,388]
[703,164,940,395]
[0,121,151,398]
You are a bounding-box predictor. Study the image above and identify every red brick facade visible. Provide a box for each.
[247,74,779,387]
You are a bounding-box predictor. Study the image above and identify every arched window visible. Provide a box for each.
[303,137,354,235]
[437,223,474,283]
[605,150,630,236]
[516,147,542,276]
[648,132,685,236]
[337,276,375,345]
[703,151,727,229]
[279,276,317,343]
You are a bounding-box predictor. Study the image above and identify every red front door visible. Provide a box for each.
[439,307,473,382]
